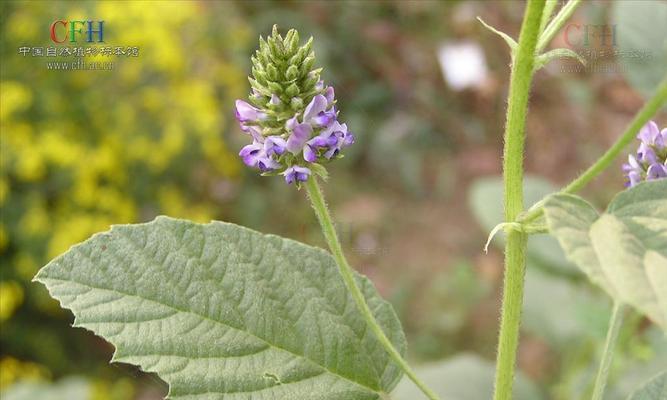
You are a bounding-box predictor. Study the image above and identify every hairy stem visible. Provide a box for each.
[539,0,559,36]
[591,302,626,400]
[520,73,667,224]
[536,0,582,52]
[304,177,440,400]
[494,1,545,400]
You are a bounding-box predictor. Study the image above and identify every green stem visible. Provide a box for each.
[536,0,582,52]
[539,0,559,36]
[519,73,667,224]
[304,177,440,400]
[591,302,626,400]
[493,2,545,400]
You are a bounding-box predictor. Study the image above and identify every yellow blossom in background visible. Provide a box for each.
[0,357,49,389]
[0,281,24,321]
[1,2,251,395]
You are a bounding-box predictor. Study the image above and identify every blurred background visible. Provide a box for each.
[1,1,666,399]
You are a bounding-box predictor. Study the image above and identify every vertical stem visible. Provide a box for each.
[304,177,440,400]
[591,302,626,400]
[494,1,545,400]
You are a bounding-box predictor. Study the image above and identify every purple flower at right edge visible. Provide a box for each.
[623,121,667,187]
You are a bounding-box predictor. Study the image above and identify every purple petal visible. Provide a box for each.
[343,132,355,147]
[286,115,298,131]
[628,154,641,170]
[286,123,312,154]
[257,156,281,172]
[235,100,266,122]
[293,166,311,181]
[283,169,295,184]
[637,120,660,145]
[312,110,336,127]
[264,136,287,156]
[308,135,330,148]
[303,95,328,123]
[239,142,262,167]
[639,145,658,164]
[647,163,667,180]
[241,125,264,142]
[282,166,311,184]
[628,170,642,187]
[324,146,339,159]
[270,94,281,105]
[324,86,335,105]
[303,144,317,162]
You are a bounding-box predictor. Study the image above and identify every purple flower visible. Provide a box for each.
[239,141,264,167]
[239,139,281,172]
[235,77,354,184]
[637,121,664,147]
[264,136,287,156]
[647,163,667,180]
[303,95,328,123]
[623,120,667,187]
[235,100,266,123]
[312,110,337,127]
[318,121,355,159]
[283,166,311,184]
[286,123,312,154]
[257,156,281,172]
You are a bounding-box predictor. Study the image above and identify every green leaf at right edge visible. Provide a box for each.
[543,179,667,332]
[34,216,406,399]
[627,371,667,400]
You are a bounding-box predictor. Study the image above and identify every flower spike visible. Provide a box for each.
[234,25,354,185]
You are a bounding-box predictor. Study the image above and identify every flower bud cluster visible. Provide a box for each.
[235,26,354,185]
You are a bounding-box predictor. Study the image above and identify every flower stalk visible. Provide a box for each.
[304,177,440,400]
[591,302,626,400]
[493,1,545,400]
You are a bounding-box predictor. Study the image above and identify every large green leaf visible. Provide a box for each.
[390,353,543,400]
[469,175,579,276]
[522,268,610,347]
[544,180,667,332]
[627,371,667,400]
[34,216,406,399]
